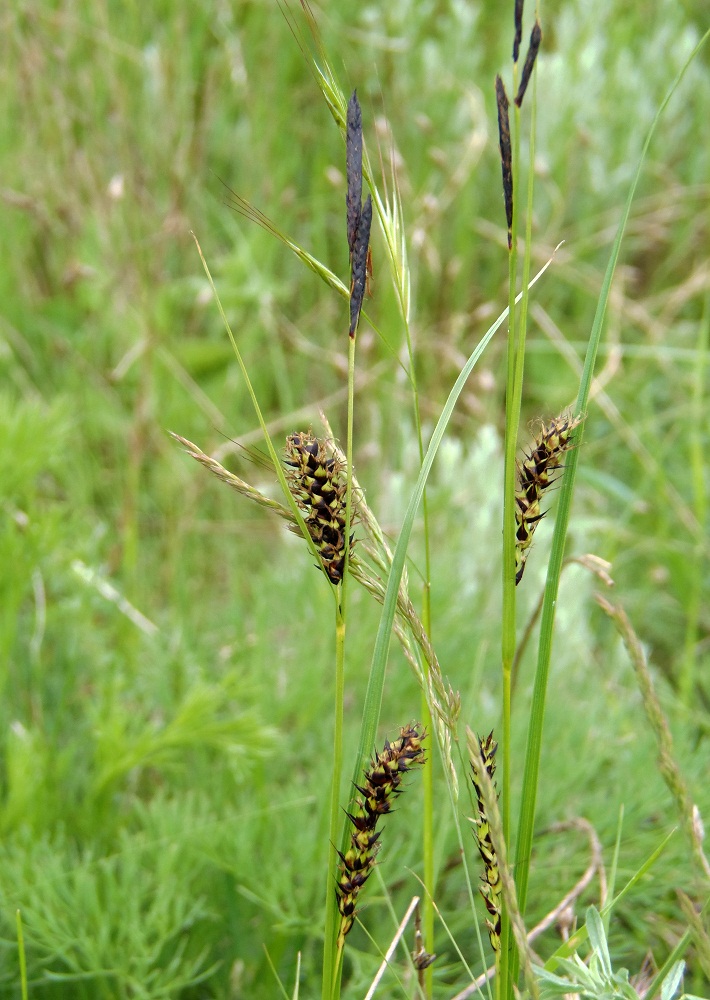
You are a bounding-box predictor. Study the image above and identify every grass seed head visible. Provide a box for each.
[515,412,584,584]
[349,193,372,336]
[513,0,524,62]
[470,731,502,953]
[284,431,353,584]
[336,724,425,945]
[345,88,372,337]
[515,20,542,108]
[495,75,513,249]
[346,90,364,259]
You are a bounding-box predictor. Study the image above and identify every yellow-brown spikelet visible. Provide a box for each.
[515,412,584,585]
[470,731,502,954]
[336,724,426,946]
[284,431,353,584]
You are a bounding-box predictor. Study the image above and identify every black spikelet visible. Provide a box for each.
[345,90,372,338]
[514,20,542,108]
[336,725,425,946]
[495,76,513,250]
[284,431,354,585]
[515,413,583,584]
[346,91,363,260]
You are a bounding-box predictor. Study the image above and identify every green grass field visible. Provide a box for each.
[1,1,709,997]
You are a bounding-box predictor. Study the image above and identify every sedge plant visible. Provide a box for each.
[173,3,710,999]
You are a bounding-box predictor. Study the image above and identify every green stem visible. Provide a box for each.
[499,62,522,1000]
[401,317,436,997]
[323,609,346,1000]
[405,338,436,997]
[512,19,710,948]
[505,73,539,998]
[680,291,708,702]
[420,522,435,998]
[324,333,357,1000]
[16,911,28,1000]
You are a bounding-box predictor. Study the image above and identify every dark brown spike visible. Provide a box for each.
[495,76,513,250]
[337,725,425,947]
[513,0,524,62]
[284,431,354,584]
[515,20,542,108]
[514,413,583,584]
[346,90,363,258]
[349,194,372,337]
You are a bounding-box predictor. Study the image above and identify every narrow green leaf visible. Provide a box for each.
[586,906,611,977]
[514,25,710,925]
[661,961,685,1000]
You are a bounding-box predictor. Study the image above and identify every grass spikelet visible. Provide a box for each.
[346,90,372,337]
[349,195,372,337]
[346,90,363,261]
[284,431,353,584]
[513,0,524,62]
[515,412,584,585]
[336,724,425,946]
[514,21,542,108]
[495,75,513,250]
[469,731,502,954]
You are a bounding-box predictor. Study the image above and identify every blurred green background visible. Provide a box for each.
[0,0,708,996]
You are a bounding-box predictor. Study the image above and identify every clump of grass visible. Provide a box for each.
[514,413,584,585]
[336,723,425,947]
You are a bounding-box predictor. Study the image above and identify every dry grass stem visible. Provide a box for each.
[595,595,710,881]
[170,433,293,522]
[512,553,613,695]
[528,819,606,943]
[362,896,421,1000]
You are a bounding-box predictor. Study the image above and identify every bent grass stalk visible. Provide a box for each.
[595,595,710,880]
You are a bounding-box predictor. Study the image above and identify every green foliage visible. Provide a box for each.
[537,908,707,1000]
[0,0,709,997]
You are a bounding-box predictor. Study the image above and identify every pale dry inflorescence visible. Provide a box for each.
[336,724,426,946]
[515,412,584,584]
